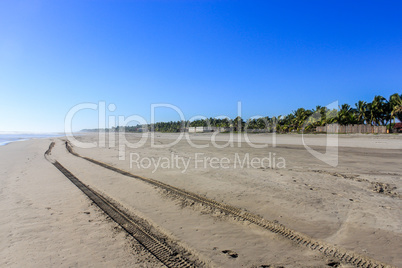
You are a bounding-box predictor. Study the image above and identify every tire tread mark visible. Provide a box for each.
[46,143,196,268]
[65,142,395,268]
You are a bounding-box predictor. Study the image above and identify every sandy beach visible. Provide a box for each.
[1,133,401,267]
[2,1,401,267]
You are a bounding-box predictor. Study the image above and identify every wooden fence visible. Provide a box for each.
[315,124,387,134]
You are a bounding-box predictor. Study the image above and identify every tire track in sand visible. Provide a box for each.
[64,141,395,268]
[45,142,200,268]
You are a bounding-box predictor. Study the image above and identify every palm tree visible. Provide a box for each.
[389,93,402,123]
[304,105,325,130]
[256,117,267,130]
[370,95,389,126]
[355,100,367,124]
[365,102,374,125]
[233,116,244,131]
[337,104,357,125]
[272,115,284,132]
[292,108,313,131]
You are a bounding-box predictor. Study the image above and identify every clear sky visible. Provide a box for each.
[1,0,401,132]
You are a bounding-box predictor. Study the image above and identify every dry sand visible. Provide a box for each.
[0,139,164,267]
[1,133,401,267]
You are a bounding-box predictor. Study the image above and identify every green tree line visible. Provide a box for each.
[117,93,401,133]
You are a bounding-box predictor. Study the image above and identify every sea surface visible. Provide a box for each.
[0,133,63,146]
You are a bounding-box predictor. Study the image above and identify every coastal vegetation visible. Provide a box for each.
[91,93,402,133]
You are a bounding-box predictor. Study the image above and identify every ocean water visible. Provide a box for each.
[0,133,63,146]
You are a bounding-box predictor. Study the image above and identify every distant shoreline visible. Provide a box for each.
[0,133,63,146]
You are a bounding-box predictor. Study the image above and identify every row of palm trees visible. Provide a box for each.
[119,93,401,133]
[276,93,401,132]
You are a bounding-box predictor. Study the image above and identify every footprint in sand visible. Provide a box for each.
[221,249,238,258]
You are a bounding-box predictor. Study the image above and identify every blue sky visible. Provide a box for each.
[0,0,401,132]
